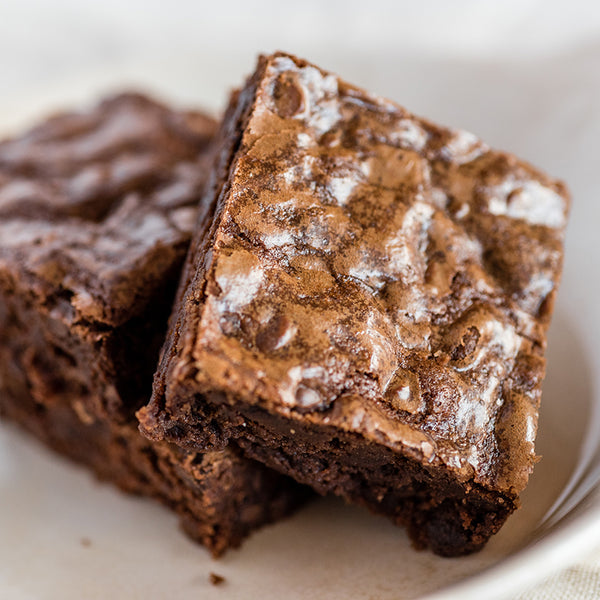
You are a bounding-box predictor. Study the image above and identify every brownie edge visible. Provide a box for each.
[0,91,309,556]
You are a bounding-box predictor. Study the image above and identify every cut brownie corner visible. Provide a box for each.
[139,52,569,556]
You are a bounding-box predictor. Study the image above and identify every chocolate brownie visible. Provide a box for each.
[0,92,307,555]
[0,375,302,556]
[139,53,570,556]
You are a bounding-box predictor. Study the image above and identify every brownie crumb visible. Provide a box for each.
[209,572,226,586]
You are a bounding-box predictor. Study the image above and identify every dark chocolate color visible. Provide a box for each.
[0,92,307,555]
[141,54,570,556]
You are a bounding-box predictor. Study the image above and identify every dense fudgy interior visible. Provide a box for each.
[146,393,515,556]
[0,353,305,556]
[0,260,180,421]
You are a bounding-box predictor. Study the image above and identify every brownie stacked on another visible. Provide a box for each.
[0,93,307,556]
[140,53,570,556]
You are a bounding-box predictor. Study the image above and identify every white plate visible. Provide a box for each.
[1,299,598,600]
[1,3,599,598]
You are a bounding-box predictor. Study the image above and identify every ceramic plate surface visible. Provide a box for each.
[1,3,599,598]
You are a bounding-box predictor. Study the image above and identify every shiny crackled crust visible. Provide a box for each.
[0,93,216,419]
[145,54,569,498]
[0,92,217,327]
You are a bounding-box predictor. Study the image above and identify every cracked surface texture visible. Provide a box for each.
[145,53,569,503]
[0,92,217,328]
[0,92,216,419]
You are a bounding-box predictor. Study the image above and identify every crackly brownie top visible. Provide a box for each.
[0,93,216,326]
[169,54,569,493]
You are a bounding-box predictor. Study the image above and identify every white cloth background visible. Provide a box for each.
[1,2,599,598]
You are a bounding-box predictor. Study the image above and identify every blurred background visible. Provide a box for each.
[1,0,598,180]
[2,0,597,298]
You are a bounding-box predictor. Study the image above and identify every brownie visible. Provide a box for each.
[0,92,307,556]
[0,377,302,556]
[139,53,570,556]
